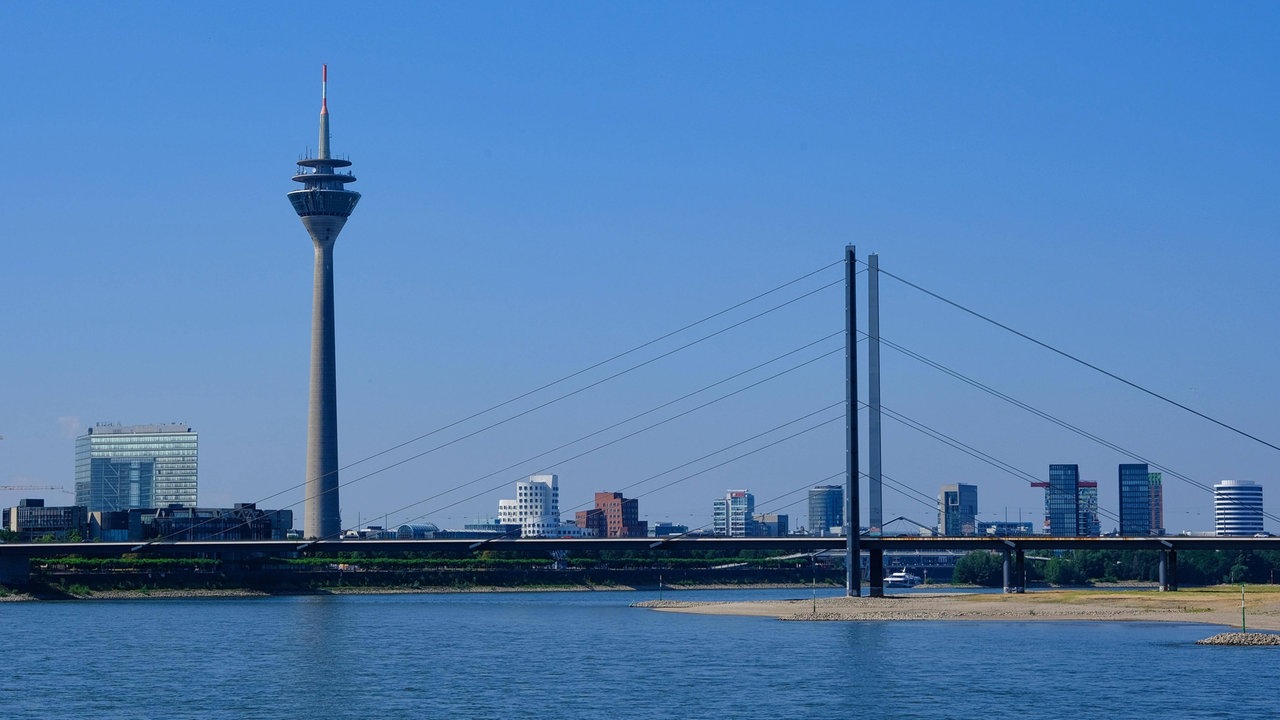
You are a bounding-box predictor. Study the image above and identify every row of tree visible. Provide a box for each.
[952,549,1280,587]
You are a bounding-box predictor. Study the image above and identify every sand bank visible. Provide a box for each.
[636,587,1280,631]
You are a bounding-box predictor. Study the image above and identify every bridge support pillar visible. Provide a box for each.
[869,548,884,597]
[0,554,31,589]
[1014,549,1026,593]
[1002,548,1013,594]
[1159,551,1169,591]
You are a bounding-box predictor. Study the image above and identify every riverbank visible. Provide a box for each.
[0,581,827,601]
[635,586,1280,631]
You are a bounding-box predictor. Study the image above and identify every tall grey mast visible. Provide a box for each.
[288,64,360,540]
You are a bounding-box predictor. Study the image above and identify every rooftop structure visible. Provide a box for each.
[288,65,361,539]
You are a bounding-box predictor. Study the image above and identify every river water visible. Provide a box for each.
[3,588,1271,719]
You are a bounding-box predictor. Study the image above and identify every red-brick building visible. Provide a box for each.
[575,492,647,538]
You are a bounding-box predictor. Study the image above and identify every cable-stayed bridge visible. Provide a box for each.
[7,248,1276,593]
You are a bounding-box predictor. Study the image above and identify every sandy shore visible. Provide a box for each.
[636,587,1280,631]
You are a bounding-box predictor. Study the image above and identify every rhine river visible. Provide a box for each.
[3,588,1271,719]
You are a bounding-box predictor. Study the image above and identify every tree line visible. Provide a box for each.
[952,549,1280,587]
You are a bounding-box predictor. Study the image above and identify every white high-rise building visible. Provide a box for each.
[1214,480,1264,536]
[712,490,756,537]
[497,474,593,538]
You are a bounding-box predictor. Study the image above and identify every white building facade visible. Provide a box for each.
[1214,480,1264,536]
[498,474,594,538]
[712,490,755,537]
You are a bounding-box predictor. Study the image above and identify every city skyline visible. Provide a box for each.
[1,4,1277,535]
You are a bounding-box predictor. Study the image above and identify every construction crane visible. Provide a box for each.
[0,485,74,496]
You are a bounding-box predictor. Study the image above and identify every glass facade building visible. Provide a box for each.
[1118,463,1151,535]
[808,485,843,536]
[1148,472,1164,535]
[75,424,198,512]
[1214,480,1264,536]
[1077,481,1100,537]
[938,483,978,536]
[1037,464,1079,536]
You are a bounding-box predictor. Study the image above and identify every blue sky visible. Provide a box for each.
[1,2,1277,534]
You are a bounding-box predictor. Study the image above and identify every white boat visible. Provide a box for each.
[883,569,922,588]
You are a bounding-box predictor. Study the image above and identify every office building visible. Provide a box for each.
[75,423,198,512]
[649,522,689,537]
[753,513,789,537]
[1118,463,1152,535]
[713,490,756,537]
[130,503,293,541]
[1077,481,1100,537]
[1033,464,1079,535]
[808,485,843,536]
[1148,472,1164,535]
[1214,480,1264,536]
[3,499,86,542]
[575,492,647,538]
[461,519,523,539]
[498,474,593,538]
[938,483,978,536]
[976,521,1035,536]
[289,65,362,540]
[88,510,131,542]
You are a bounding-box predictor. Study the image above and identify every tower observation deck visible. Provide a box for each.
[288,64,360,540]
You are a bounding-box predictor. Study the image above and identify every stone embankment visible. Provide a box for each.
[1196,632,1280,646]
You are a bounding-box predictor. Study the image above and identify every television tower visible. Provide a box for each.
[288,65,360,539]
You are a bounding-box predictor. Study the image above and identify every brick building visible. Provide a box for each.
[575,492,647,538]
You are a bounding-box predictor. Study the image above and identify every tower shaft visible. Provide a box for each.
[289,65,360,540]
[305,240,341,540]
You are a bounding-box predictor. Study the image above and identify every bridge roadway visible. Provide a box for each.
[3,535,1273,591]
[2,535,1276,559]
